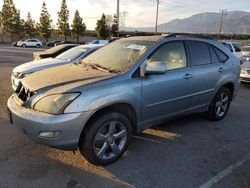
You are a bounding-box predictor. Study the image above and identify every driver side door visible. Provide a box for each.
[141,41,193,128]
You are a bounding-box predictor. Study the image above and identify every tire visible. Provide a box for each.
[36,44,41,48]
[79,112,132,166]
[208,87,231,121]
[21,44,26,48]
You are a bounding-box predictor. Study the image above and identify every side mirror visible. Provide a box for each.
[144,61,166,75]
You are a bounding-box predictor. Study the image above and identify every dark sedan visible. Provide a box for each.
[33,44,78,61]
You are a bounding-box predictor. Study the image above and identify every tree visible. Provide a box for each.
[110,15,118,37]
[24,12,36,38]
[38,1,52,42]
[57,0,70,41]
[71,10,86,43]
[95,13,110,39]
[1,0,23,41]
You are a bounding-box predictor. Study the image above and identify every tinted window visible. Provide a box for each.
[232,43,241,52]
[148,41,187,71]
[189,41,211,66]
[212,46,228,62]
[209,45,220,63]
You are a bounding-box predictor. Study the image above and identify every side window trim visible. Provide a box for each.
[211,45,229,63]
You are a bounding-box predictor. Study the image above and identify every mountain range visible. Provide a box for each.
[124,11,250,34]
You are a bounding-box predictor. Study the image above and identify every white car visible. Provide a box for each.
[17,39,43,48]
[241,46,250,62]
[240,62,250,83]
[222,42,242,61]
[11,44,104,91]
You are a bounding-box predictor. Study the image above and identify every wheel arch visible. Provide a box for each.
[78,102,138,146]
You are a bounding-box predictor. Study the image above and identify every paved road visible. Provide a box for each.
[0,45,250,188]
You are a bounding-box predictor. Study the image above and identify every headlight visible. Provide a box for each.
[34,93,80,114]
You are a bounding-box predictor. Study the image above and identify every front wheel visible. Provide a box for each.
[208,87,231,121]
[79,112,132,166]
[21,44,26,48]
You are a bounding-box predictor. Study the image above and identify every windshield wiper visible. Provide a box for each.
[80,62,117,73]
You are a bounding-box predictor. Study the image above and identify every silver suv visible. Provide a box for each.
[8,34,240,165]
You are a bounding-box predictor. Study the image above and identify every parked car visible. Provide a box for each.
[241,46,250,63]
[12,40,25,47]
[55,41,75,46]
[46,40,62,47]
[17,39,42,48]
[33,44,78,61]
[8,34,240,165]
[11,44,104,91]
[86,40,109,45]
[240,62,250,83]
[222,41,242,60]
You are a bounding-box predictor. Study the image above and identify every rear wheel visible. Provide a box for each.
[79,112,132,166]
[208,87,231,121]
[36,44,41,48]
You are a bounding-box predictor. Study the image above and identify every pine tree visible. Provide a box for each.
[71,10,86,43]
[95,13,110,39]
[38,1,52,42]
[1,0,23,41]
[57,0,70,41]
[111,15,118,37]
[24,12,36,38]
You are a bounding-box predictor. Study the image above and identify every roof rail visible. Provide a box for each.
[165,33,216,40]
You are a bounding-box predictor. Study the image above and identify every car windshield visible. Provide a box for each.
[56,46,88,61]
[80,39,154,73]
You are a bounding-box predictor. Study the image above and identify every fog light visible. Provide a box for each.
[39,131,61,138]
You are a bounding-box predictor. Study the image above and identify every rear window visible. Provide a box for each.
[189,41,211,66]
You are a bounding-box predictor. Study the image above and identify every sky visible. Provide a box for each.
[0,0,250,30]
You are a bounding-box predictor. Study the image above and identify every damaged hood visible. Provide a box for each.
[21,64,116,93]
[13,58,71,75]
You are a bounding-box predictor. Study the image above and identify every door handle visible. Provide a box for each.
[184,73,192,79]
[218,67,225,72]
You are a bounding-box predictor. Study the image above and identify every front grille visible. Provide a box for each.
[15,83,34,102]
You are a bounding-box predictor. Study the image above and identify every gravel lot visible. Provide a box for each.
[0,44,250,188]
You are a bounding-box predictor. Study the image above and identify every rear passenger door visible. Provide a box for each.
[187,40,228,109]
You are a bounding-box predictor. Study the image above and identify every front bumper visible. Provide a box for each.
[7,95,92,150]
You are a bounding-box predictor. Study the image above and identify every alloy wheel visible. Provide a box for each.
[93,121,127,160]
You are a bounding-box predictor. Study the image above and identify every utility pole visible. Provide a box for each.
[218,9,227,39]
[155,0,159,33]
[117,0,120,33]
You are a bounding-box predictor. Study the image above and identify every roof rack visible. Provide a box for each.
[165,33,216,40]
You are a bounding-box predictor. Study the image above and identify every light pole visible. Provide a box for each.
[155,0,159,33]
[218,9,227,39]
[117,0,120,32]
